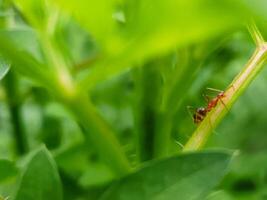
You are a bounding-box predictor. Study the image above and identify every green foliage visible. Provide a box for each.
[0,59,9,80]
[101,151,232,200]
[14,147,63,200]
[14,0,49,30]
[66,0,251,90]
[0,160,17,183]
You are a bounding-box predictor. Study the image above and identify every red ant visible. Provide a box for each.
[204,88,226,112]
[193,107,208,124]
[188,88,226,125]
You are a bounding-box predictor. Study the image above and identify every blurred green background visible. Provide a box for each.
[1,0,267,199]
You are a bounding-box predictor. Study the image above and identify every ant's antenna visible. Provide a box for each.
[206,87,223,93]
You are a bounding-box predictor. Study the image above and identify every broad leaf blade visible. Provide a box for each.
[74,0,251,89]
[55,0,117,47]
[14,147,63,200]
[120,0,249,61]
[101,151,233,200]
[56,0,249,60]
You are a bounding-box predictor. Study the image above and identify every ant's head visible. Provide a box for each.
[196,107,207,115]
[193,107,207,124]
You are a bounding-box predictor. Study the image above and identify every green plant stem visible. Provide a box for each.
[65,94,132,176]
[40,35,132,176]
[153,48,205,158]
[153,50,191,158]
[183,39,267,151]
[153,112,173,158]
[39,33,76,99]
[4,71,29,155]
[0,41,132,175]
[133,64,162,162]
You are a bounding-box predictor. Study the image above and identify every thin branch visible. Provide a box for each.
[183,27,267,151]
[65,94,132,175]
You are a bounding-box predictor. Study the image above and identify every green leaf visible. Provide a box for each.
[75,0,251,89]
[119,0,248,61]
[57,0,248,59]
[0,159,18,183]
[101,151,233,200]
[79,163,114,188]
[14,146,63,200]
[0,59,10,80]
[14,0,49,30]
[55,0,117,47]
[5,28,42,60]
[0,30,52,87]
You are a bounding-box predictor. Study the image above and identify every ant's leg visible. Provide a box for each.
[202,94,211,103]
[219,98,229,111]
[187,106,196,122]
[194,111,206,125]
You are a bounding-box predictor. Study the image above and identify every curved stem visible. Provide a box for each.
[184,23,267,151]
[65,94,132,176]
[4,71,29,155]
[39,32,132,176]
